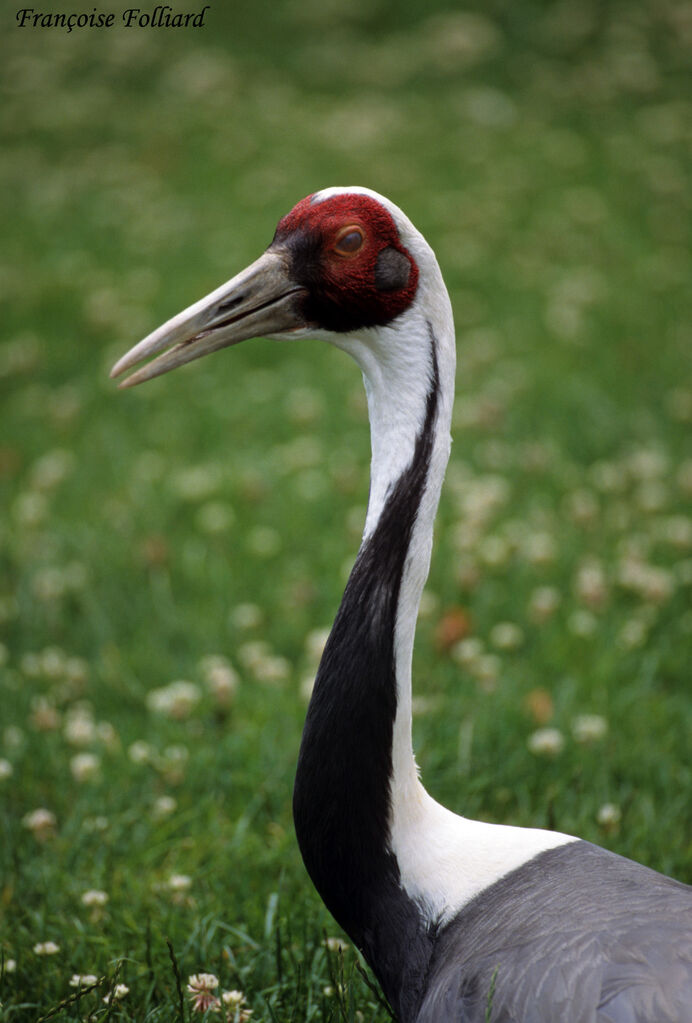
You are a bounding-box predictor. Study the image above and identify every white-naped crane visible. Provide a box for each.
[112,187,692,1022]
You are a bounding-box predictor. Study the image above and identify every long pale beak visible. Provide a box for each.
[110,249,305,388]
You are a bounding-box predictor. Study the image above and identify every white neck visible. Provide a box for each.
[336,261,574,927]
[333,243,454,760]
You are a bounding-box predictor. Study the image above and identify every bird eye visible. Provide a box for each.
[334,226,364,255]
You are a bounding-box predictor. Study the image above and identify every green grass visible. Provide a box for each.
[1,1,691,1018]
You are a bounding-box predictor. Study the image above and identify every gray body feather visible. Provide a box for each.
[416,841,692,1023]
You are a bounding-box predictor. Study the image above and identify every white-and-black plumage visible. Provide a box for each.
[113,186,692,1022]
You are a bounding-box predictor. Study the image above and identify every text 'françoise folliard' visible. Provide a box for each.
[16,6,210,30]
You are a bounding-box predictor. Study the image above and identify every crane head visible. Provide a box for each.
[110,187,422,388]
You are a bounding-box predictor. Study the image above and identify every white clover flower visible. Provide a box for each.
[229,603,263,629]
[527,728,564,756]
[478,535,511,568]
[153,795,177,818]
[81,889,108,907]
[658,515,692,549]
[238,641,271,668]
[4,959,16,973]
[64,707,96,746]
[70,752,100,782]
[160,746,189,777]
[324,936,350,952]
[168,874,192,891]
[147,681,201,719]
[617,559,674,604]
[572,714,608,743]
[221,988,253,1019]
[0,759,13,781]
[253,655,290,685]
[196,501,235,534]
[40,647,68,678]
[222,989,245,1006]
[172,465,221,501]
[528,586,561,623]
[460,475,509,522]
[96,721,119,750]
[450,637,484,667]
[199,654,230,675]
[238,641,290,683]
[521,532,556,566]
[128,740,154,764]
[83,816,109,832]
[597,803,622,829]
[489,622,524,650]
[69,973,98,987]
[13,491,48,527]
[200,656,239,705]
[30,449,75,491]
[469,654,501,693]
[188,972,218,989]
[22,808,56,838]
[575,559,608,608]
[248,526,281,557]
[33,941,60,955]
[103,983,129,1003]
[627,448,667,481]
[322,981,345,997]
[187,973,220,1013]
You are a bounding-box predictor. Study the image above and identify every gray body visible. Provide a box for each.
[417,841,692,1022]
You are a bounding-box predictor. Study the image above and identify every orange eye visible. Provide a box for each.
[334,226,365,255]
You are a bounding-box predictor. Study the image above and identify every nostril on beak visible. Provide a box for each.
[217,292,247,314]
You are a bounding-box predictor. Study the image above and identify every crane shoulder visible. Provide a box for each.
[415,841,692,1023]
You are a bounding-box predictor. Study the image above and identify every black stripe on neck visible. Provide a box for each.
[293,323,440,1017]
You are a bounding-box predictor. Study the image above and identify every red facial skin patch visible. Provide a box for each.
[271,193,420,333]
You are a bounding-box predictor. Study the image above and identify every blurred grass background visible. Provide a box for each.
[1,0,691,1018]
